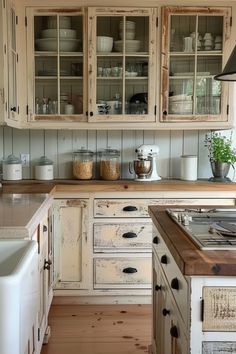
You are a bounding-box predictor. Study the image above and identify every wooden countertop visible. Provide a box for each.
[2,179,236,194]
[149,206,236,276]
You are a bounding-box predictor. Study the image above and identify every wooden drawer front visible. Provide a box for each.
[94,222,152,252]
[94,257,151,288]
[94,198,235,218]
[153,228,189,327]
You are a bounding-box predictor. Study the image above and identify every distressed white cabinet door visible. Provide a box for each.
[53,199,89,290]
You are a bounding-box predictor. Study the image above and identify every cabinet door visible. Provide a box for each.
[88,7,157,123]
[161,7,231,125]
[26,7,86,123]
[53,199,89,290]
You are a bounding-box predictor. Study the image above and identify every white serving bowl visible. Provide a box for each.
[119,31,135,40]
[36,38,79,52]
[96,36,113,52]
[114,40,140,52]
[47,16,71,29]
[41,28,76,39]
[169,100,193,114]
[119,21,136,30]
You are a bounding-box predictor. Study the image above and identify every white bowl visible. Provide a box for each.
[114,40,140,52]
[169,100,192,114]
[119,21,135,29]
[36,38,79,52]
[119,31,135,40]
[96,36,113,52]
[47,16,71,29]
[41,29,76,39]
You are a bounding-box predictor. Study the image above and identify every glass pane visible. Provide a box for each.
[60,80,83,115]
[170,15,196,52]
[35,80,58,114]
[35,56,58,76]
[198,16,223,52]
[169,78,193,115]
[35,16,57,52]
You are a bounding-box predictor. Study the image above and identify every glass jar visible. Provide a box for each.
[98,148,120,181]
[35,156,54,180]
[3,154,22,180]
[73,148,94,180]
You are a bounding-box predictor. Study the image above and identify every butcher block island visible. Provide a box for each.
[149,206,236,354]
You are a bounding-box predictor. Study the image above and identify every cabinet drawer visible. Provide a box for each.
[94,257,151,288]
[94,198,235,218]
[153,227,189,327]
[94,222,152,252]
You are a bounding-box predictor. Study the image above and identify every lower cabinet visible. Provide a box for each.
[53,199,89,290]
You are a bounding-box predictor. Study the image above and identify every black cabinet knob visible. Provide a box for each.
[153,236,159,244]
[44,260,52,270]
[163,110,167,116]
[122,232,137,238]
[10,106,16,112]
[171,277,179,290]
[160,255,168,264]
[123,206,138,212]
[170,325,178,338]
[89,111,93,117]
[155,284,162,291]
[162,308,170,316]
[123,267,137,274]
[43,225,47,232]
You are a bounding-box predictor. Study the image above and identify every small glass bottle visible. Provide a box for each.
[72,148,94,180]
[98,148,120,181]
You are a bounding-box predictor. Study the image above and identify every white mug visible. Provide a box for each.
[183,37,193,52]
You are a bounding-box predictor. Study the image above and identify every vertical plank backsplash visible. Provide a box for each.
[0,126,232,180]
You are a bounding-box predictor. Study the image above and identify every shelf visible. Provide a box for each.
[35,51,84,57]
[97,52,149,57]
[169,50,222,56]
[35,76,83,80]
[96,76,147,80]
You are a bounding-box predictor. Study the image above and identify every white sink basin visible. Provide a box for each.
[0,240,38,354]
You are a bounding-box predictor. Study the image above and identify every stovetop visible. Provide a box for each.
[166,208,236,250]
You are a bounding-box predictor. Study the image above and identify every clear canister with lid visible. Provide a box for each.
[73,148,94,180]
[2,154,22,180]
[98,148,120,181]
[35,156,54,180]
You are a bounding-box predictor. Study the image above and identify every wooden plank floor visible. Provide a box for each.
[41,304,152,354]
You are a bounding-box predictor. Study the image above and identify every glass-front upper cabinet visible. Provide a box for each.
[161,7,231,123]
[26,8,85,122]
[88,8,157,123]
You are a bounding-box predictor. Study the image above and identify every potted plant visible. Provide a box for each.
[204,131,236,181]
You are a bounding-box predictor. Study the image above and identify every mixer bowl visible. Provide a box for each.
[133,159,152,179]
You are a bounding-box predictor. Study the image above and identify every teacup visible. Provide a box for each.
[204,33,212,40]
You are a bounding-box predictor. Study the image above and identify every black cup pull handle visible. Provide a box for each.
[153,236,159,244]
[123,267,138,274]
[123,206,138,212]
[122,232,137,238]
[171,277,179,290]
[161,255,168,264]
[170,325,178,338]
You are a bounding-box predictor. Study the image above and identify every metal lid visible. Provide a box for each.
[73,147,94,156]
[3,154,21,165]
[36,156,53,166]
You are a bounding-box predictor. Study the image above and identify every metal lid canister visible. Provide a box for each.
[3,154,22,180]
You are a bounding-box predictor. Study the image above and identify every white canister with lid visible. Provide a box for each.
[180,155,198,181]
[3,154,22,180]
[35,156,54,180]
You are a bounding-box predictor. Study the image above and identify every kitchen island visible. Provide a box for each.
[149,206,236,354]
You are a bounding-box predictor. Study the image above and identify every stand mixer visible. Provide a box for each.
[130,144,161,181]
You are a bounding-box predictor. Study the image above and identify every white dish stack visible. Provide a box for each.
[114,21,140,52]
[36,16,79,52]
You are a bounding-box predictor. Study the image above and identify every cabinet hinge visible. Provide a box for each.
[154,105,157,115]
[156,17,158,27]
[17,106,19,114]
[16,16,18,25]
[4,44,6,54]
[5,101,7,112]
[200,299,204,322]
[26,105,29,115]
[25,16,27,27]
[230,16,232,27]
[16,53,18,62]
[38,328,40,342]
[3,0,5,9]
[227,104,229,115]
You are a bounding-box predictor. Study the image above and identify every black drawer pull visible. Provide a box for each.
[161,255,168,264]
[155,284,162,291]
[170,325,178,338]
[122,232,137,239]
[162,308,170,316]
[171,277,179,290]
[153,236,159,244]
[123,267,137,274]
[123,206,138,212]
